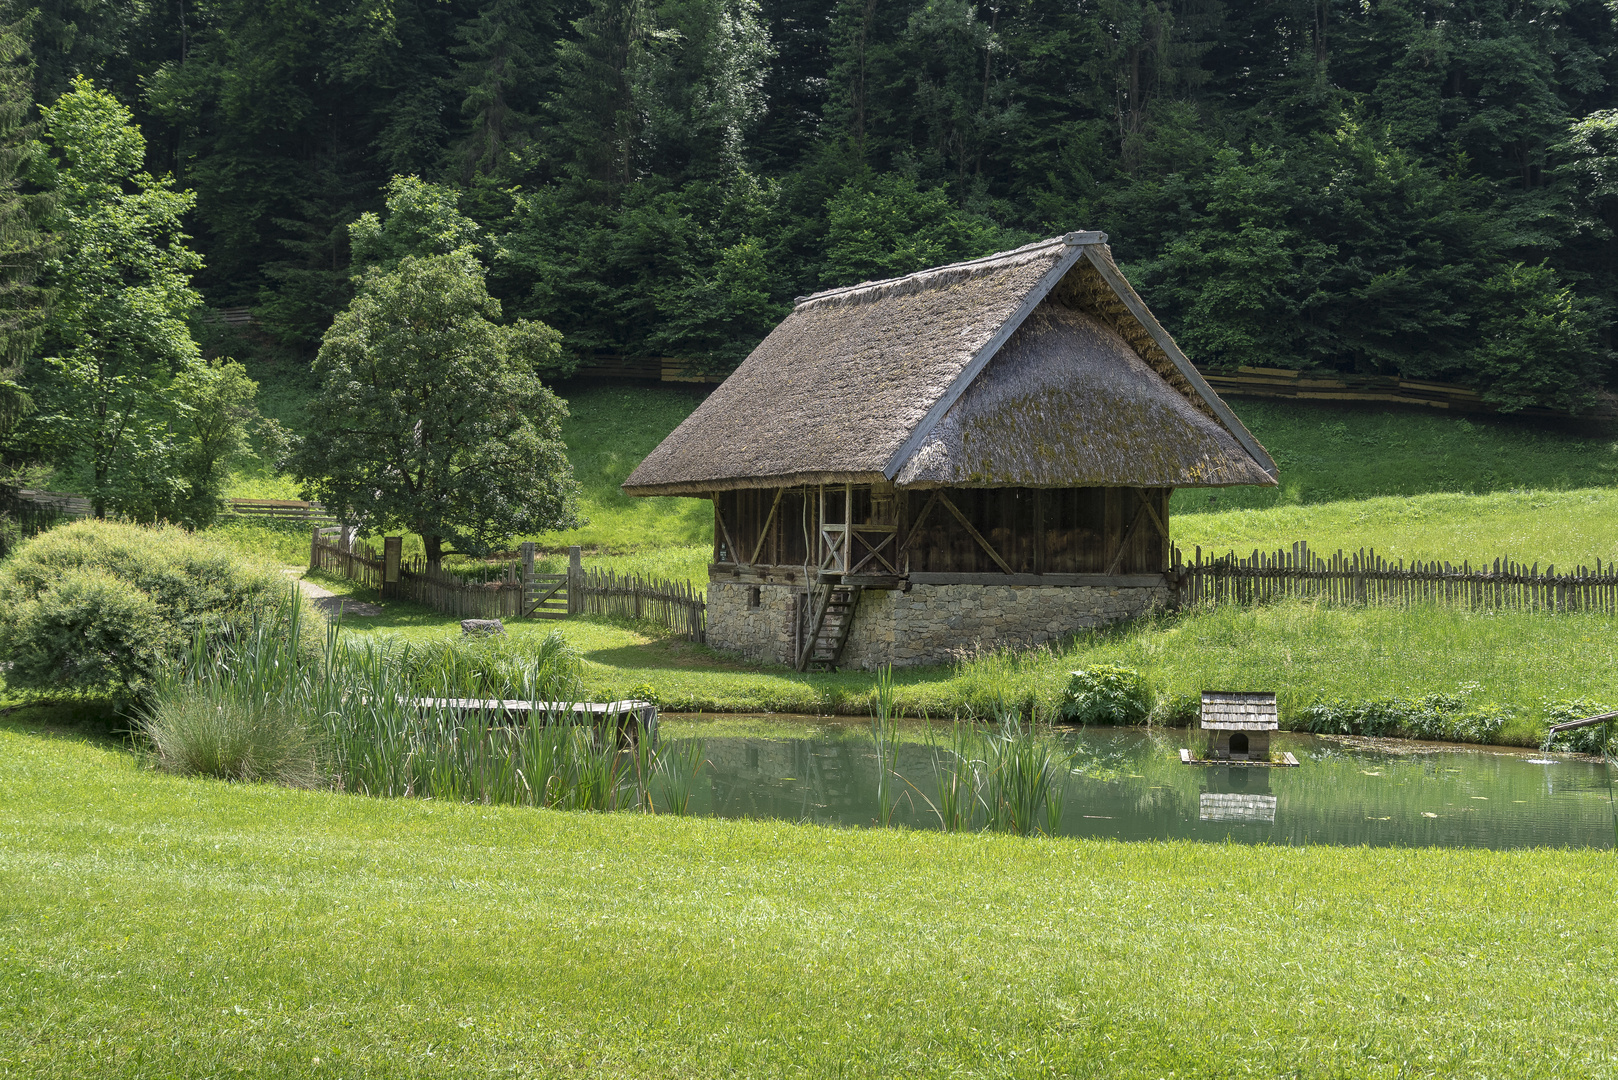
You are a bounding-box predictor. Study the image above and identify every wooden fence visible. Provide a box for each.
[310,534,383,590]
[17,490,335,522]
[396,557,528,619]
[307,533,706,637]
[574,567,706,641]
[1177,543,1618,613]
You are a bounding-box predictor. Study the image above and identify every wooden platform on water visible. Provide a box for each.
[1180,749,1299,767]
[408,698,658,741]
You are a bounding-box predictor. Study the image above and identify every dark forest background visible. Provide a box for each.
[29,0,1618,412]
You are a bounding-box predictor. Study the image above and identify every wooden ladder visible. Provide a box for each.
[797,584,863,671]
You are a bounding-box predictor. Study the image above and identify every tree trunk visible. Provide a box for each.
[424,533,444,567]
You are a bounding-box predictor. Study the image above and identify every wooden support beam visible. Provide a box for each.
[937,492,1014,575]
[1105,498,1151,576]
[897,491,941,555]
[749,487,785,566]
[712,492,739,565]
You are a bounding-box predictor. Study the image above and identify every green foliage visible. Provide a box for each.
[1060,664,1152,726]
[0,518,289,701]
[348,175,484,271]
[0,5,54,459]
[1543,699,1617,756]
[20,78,258,525]
[291,248,581,564]
[1296,689,1511,745]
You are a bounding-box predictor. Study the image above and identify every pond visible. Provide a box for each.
[660,719,1616,849]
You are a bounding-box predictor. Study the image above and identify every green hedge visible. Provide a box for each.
[0,519,293,701]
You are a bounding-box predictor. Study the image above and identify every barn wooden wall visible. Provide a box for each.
[713,486,1170,576]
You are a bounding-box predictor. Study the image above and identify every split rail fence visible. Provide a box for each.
[1176,543,1618,613]
[308,530,705,638]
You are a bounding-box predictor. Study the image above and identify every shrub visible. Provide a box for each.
[1296,690,1511,745]
[0,518,291,700]
[1149,691,1201,727]
[1543,699,1616,755]
[1060,665,1152,726]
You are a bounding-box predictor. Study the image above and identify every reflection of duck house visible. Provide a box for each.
[1202,691,1278,761]
[1199,792,1278,823]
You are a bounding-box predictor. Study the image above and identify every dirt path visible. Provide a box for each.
[289,571,384,618]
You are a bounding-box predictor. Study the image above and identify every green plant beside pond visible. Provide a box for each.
[3,719,1615,1077]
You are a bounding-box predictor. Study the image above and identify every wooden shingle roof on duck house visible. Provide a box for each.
[623,233,1281,672]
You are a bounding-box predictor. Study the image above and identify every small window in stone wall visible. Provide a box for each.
[748,586,761,609]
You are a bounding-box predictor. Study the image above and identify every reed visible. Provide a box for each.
[870,665,901,826]
[979,705,1069,837]
[650,738,707,816]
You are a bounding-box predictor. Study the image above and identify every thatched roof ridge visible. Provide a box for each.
[622,233,1276,496]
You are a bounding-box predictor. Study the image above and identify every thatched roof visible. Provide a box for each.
[623,233,1276,496]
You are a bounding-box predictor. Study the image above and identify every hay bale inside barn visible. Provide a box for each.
[622,232,1278,669]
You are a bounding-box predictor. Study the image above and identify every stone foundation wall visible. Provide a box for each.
[707,579,1171,668]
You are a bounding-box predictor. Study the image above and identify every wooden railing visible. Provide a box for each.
[17,490,336,523]
[1177,543,1618,612]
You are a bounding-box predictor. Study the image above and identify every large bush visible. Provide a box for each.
[1059,665,1153,726]
[0,519,292,700]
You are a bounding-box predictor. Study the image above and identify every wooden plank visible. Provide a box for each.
[908,572,1168,587]
[748,487,784,566]
[936,492,1014,575]
[1104,498,1150,576]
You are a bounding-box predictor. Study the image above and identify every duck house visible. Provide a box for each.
[1201,692,1279,761]
[623,232,1278,669]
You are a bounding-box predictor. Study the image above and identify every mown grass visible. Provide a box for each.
[0,719,1613,1079]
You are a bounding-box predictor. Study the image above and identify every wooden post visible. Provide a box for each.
[382,536,402,599]
[309,525,320,572]
[520,542,535,618]
[568,545,582,616]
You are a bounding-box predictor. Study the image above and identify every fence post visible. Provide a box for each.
[309,525,320,572]
[520,541,535,618]
[568,545,582,616]
[381,536,402,599]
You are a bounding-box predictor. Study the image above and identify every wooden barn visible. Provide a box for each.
[622,232,1278,669]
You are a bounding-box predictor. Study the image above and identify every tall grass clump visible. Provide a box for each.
[139,594,673,812]
[140,588,327,786]
[921,706,1070,837]
[870,665,901,826]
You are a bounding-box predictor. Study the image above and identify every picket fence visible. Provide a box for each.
[574,567,706,641]
[1177,542,1618,613]
[307,532,706,636]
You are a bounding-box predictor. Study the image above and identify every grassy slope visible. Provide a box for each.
[2,720,1615,1080]
[316,595,1615,739]
[220,377,1618,578]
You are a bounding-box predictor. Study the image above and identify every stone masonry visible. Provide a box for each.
[707,580,1171,669]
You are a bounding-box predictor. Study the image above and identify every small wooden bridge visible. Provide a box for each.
[408,697,658,743]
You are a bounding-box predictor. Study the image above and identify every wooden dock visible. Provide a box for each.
[409,698,658,742]
[1180,749,1299,767]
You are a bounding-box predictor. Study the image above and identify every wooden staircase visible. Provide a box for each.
[797,584,863,671]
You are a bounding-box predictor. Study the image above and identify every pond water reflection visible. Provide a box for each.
[667,719,1615,849]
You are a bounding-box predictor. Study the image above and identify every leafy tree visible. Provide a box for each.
[291,249,582,565]
[350,175,485,271]
[0,7,55,469]
[25,78,210,520]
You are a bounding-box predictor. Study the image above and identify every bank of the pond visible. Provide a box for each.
[0,716,1613,1079]
[324,595,1618,748]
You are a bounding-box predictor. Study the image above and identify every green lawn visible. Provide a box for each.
[0,718,1613,1079]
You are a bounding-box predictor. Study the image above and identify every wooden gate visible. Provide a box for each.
[519,542,573,620]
